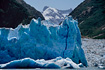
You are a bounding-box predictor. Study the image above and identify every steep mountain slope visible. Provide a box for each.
[16,0,44,20]
[42,6,72,24]
[0,0,44,28]
[70,0,105,39]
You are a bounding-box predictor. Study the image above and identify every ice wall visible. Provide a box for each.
[0,16,87,67]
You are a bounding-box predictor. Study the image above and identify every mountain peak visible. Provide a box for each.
[42,6,72,24]
[43,6,50,11]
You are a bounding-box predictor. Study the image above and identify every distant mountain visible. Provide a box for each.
[0,0,44,28]
[70,0,105,39]
[42,6,72,24]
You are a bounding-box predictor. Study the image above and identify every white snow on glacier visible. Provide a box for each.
[0,16,87,68]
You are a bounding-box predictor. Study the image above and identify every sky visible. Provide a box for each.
[24,0,84,12]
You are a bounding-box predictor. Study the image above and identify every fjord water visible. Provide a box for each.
[0,67,103,70]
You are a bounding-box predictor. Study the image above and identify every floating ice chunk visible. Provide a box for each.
[98,64,105,69]
[0,57,84,69]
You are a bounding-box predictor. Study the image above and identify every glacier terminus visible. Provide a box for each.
[0,16,87,68]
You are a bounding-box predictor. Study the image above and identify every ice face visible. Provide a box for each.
[0,16,87,67]
[0,57,82,69]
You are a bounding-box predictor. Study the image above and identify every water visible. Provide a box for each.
[0,67,104,70]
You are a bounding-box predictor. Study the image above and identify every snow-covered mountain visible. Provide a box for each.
[42,6,72,24]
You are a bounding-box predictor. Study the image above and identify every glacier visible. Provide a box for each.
[0,16,87,68]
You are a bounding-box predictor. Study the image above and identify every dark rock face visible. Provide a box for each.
[16,0,44,20]
[0,0,44,28]
[70,0,105,39]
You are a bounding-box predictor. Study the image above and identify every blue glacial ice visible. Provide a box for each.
[0,57,84,69]
[0,16,87,68]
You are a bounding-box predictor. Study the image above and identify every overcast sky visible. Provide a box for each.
[24,0,84,12]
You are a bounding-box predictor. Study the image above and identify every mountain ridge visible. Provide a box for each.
[0,0,44,28]
[42,6,72,24]
[16,0,44,19]
[70,0,105,39]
